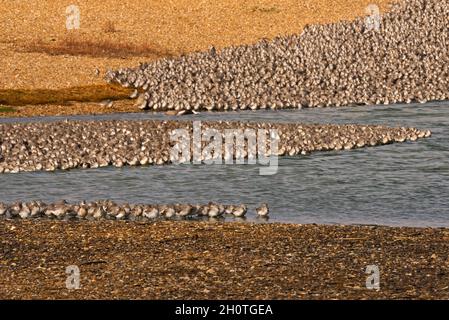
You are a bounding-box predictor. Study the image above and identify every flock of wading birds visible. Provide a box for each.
[106,0,447,114]
[0,201,269,220]
[0,120,431,221]
[0,0,445,221]
[0,120,430,173]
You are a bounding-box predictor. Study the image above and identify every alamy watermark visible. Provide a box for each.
[365,265,380,290]
[365,4,381,32]
[170,121,279,175]
[66,265,81,289]
[66,5,80,30]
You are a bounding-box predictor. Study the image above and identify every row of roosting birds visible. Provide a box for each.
[106,0,448,112]
[0,120,430,173]
[0,201,269,220]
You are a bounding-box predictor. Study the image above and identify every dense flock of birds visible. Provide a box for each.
[106,0,448,112]
[0,200,270,220]
[0,0,443,224]
[0,120,430,173]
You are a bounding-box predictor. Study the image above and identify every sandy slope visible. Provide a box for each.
[0,0,393,90]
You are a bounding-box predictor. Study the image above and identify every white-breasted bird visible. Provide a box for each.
[256,203,269,217]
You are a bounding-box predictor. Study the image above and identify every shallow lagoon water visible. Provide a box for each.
[1,101,448,227]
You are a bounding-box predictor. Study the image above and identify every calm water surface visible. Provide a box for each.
[1,101,448,227]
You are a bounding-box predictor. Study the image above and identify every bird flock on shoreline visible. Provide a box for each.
[106,0,448,113]
[1,0,445,224]
[0,120,430,174]
[0,200,270,221]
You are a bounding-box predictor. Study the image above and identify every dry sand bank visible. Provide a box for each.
[1,220,448,299]
[0,0,395,118]
[0,0,393,90]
